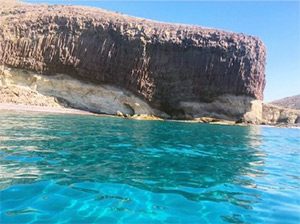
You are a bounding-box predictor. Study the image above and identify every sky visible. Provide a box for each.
[25,0,300,102]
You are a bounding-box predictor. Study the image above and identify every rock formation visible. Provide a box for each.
[0,2,266,121]
[262,104,300,126]
[259,95,300,127]
[270,95,300,110]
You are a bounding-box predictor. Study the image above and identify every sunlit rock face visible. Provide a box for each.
[262,104,300,125]
[0,3,266,120]
[0,67,163,116]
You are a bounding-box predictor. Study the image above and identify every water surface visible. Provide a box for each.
[0,112,300,223]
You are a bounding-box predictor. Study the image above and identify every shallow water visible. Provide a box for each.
[0,112,299,223]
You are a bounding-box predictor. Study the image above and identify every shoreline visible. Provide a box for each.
[0,103,299,129]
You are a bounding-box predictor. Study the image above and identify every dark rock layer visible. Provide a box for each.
[0,4,266,115]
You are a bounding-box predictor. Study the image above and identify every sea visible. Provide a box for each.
[0,112,299,223]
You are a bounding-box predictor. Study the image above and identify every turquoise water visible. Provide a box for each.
[0,112,300,224]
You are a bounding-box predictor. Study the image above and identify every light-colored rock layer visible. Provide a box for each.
[178,96,262,123]
[262,103,300,125]
[1,66,299,127]
[0,66,264,122]
[0,85,62,107]
[0,66,167,117]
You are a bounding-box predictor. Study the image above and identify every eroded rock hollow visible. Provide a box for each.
[0,3,266,121]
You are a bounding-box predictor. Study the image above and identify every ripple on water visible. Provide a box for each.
[0,112,300,223]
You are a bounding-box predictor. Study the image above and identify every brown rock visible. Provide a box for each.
[270,95,300,110]
[0,3,266,119]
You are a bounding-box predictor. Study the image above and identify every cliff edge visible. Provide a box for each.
[0,2,266,122]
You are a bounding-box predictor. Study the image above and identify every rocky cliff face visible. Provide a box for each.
[0,3,266,120]
[262,104,300,126]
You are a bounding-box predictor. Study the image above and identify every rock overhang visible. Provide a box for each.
[0,3,266,120]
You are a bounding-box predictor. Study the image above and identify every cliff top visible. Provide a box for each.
[0,0,266,103]
[0,1,264,48]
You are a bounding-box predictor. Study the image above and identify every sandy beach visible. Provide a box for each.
[0,103,96,115]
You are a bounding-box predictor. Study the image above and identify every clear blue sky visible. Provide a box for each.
[25,0,300,101]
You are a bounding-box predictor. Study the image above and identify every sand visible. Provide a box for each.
[0,103,95,115]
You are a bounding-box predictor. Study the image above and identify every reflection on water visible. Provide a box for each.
[0,112,299,223]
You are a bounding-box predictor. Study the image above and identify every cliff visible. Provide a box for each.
[261,95,300,126]
[0,3,266,121]
[262,103,300,127]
